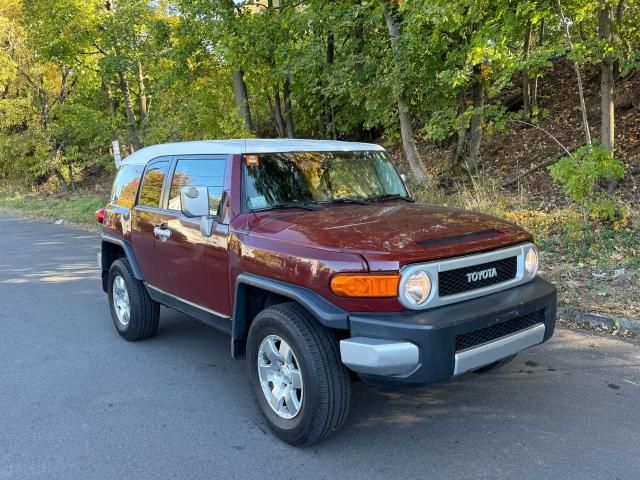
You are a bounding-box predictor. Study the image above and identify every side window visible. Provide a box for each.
[111,164,144,209]
[168,159,226,216]
[138,161,170,208]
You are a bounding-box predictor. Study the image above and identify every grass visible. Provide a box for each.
[0,190,107,227]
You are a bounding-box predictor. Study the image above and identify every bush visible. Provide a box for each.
[548,145,625,223]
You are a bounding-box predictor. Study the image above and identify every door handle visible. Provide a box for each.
[153,226,171,241]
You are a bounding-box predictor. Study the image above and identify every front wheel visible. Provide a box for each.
[246,302,351,446]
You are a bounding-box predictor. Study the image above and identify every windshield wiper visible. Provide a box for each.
[365,193,415,203]
[313,197,371,205]
[251,202,319,212]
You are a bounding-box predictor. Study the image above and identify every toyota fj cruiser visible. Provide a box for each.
[98,139,557,446]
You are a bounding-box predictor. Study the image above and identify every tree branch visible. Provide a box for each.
[513,119,574,158]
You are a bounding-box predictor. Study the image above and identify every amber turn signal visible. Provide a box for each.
[330,273,400,298]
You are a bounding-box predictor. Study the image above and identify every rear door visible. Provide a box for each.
[130,158,172,283]
[151,156,231,317]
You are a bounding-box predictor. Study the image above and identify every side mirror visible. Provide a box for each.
[180,186,215,237]
[180,186,209,217]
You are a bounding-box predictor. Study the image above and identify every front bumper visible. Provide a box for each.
[340,277,556,386]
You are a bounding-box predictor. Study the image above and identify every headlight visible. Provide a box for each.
[525,246,539,278]
[402,270,432,306]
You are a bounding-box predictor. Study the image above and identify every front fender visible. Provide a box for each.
[230,273,348,359]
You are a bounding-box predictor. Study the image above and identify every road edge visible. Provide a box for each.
[558,307,640,335]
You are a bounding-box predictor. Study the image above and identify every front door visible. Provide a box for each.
[151,156,231,317]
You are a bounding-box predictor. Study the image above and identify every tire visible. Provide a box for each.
[107,258,159,341]
[472,353,518,373]
[246,302,351,446]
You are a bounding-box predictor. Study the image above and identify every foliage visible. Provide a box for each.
[549,145,625,223]
[0,0,637,188]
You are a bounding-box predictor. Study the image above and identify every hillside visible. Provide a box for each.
[390,59,639,205]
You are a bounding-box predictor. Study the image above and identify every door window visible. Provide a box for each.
[138,161,169,208]
[168,159,226,216]
[111,164,144,209]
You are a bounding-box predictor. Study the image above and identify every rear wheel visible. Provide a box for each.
[246,302,351,446]
[472,353,518,373]
[108,258,159,341]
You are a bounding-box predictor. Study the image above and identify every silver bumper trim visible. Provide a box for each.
[454,323,546,375]
[340,337,420,376]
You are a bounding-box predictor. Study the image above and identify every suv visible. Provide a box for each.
[98,139,556,446]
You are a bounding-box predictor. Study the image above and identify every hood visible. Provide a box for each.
[243,202,532,268]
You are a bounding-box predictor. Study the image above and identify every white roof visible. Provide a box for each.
[122,139,385,165]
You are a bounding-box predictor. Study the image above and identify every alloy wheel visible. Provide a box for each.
[257,335,304,419]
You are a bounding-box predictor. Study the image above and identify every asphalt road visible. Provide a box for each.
[1,213,639,480]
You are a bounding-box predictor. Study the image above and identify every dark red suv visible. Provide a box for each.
[98,139,557,445]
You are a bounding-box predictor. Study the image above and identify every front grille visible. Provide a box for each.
[455,310,544,352]
[439,256,517,297]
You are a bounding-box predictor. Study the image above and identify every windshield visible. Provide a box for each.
[242,151,408,211]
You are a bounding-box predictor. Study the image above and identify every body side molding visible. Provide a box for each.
[146,285,232,334]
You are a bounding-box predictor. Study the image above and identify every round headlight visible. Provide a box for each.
[525,247,539,278]
[403,270,432,306]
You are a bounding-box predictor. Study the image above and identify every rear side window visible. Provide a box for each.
[138,161,170,208]
[168,159,226,215]
[111,164,144,209]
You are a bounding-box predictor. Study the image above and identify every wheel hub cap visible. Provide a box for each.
[257,335,303,419]
[112,275,130,327]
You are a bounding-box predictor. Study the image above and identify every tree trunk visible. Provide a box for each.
[52,168,68,193]
[531,19,544,111]
[454,91,468,163]
[41,89,49,131]
[557,0,592,147]
[397,96,424,181]
[354,9,365,76]
[273,87,286,137]
[522,21,532,117]
[117,72,141,151]
[267,94,277,136]
[68,164,75,192]
[104,81,116,121]
[326,31,335,66]
[137,61,147,124]
[283,78,295,138]
[232,69,254,132]
[616,0,624,24]
[381,1,426,182]
[323,31,335,140]
[599,4,615,154]
[317,109,326,138]
[613,0,624,78]
[51,145,67,193]
[40,75,49,131]
[467,70,484,171]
